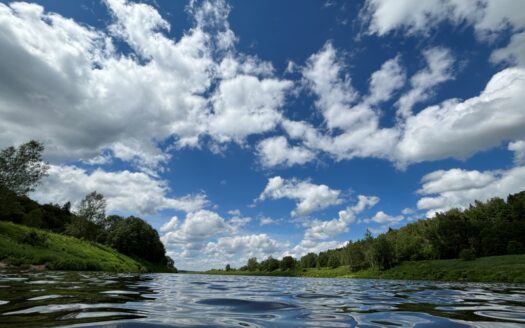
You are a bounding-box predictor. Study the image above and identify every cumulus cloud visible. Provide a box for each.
[0,0,292,173]
[258,176,342,217]
[259,216,275,226]
[247,1,524,170]
[396,67,525,165]
[365,211,404,224]
[303,195,379,242]
[365,55,406,106]
[30,165,207,215]
[205,234,285,267]
[279,43,525,168]
[396,47,455,118]
[361,0,525,37]
[509,140,525,165]
[256,136,316,168]
[492,31,525,67]
[160,216,179,233]
[416,166,525,216]
[162,209,229,246]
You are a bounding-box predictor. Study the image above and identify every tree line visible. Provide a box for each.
[0,141,175,271]
[227,191,525,273]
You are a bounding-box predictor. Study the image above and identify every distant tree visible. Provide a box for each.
[225,264,231,271]
[247,257,258,271]
[507,241,524,255]
[300,252,318,268]
[0,140,49,195]
[280,256,296,270]
[64,216,100,241]
[459,248,476,261]
[165,256,177,272]
[327,254,340,268]
[317,252,329,267]
[78,191,106,225]
[106,216,166,264]
[260,256,280,272]
[371,235,394,270]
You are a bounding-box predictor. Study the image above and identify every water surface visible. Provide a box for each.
[0,271,524,327]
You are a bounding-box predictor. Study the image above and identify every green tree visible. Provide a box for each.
[64,216,100,241]
[280,256,296,270]
[106,216,166,264]
[371,235,394,270]
[247,257,258,271]
[327,254,340,268]
[225,264,231,271]
[260,256,280,272]
[0,140,49,195]
[300,252,318,268]
[78,191,106,225]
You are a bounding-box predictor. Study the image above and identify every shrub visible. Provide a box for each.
[19,231,47,247]
[459,248,476,261]
[507,241,524,255]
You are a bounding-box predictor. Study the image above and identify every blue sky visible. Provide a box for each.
[0,0,524,270]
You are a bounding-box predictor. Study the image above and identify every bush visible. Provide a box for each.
[19,231,47,247]
[507,241,524,255]
[459,248,476,261]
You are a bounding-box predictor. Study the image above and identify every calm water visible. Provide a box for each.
[0,271,524,327]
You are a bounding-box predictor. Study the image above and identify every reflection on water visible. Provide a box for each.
[0,271,524,327]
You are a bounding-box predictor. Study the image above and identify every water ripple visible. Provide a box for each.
[0,271,524,327]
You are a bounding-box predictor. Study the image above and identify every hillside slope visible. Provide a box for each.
[0,221,146,272]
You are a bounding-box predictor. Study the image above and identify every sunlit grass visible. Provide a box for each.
[204,255,525,283]
[0,221,145,272]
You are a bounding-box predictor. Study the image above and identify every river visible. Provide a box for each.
[0,271,524,327]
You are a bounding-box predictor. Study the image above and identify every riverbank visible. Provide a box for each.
[205,254,525,283]
[0,221,153,272]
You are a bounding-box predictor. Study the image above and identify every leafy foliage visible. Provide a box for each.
[0,140,49,195]
[105,216,167,264]
[77,191,106,225]
[230,191,525,275]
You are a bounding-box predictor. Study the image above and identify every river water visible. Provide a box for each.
[0,271,524,327]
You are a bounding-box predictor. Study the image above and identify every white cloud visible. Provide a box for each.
[256,136,316,168]
[0,0,292,174]
[396,67,525,166]
[258,176,342,217]
[162,209,229,246]
[303,195,379,241]
[288,240,344,259]
[259,216,275,226]
[509,140,525,165]
[365,55,406,106]
[30,165,207,215]
[362,0,525,37]
[396,47,455,118]
[160,216,179,233]
[302,42,359,130]
[366,211,404,224]
[208,75,292,143]
[417,166,525,216]
[492,31,525,67]
[205,234,285,267]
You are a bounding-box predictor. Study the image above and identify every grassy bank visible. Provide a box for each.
[0,221,147,272]
[205,254,525,283]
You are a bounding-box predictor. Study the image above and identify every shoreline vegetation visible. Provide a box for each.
[205,190,525,284]
[203,254,525,283]
[1,141,524,282]
[0,141,176,273]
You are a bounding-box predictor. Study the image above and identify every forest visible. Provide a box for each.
[232,190,525,273]
[0,141,175,271]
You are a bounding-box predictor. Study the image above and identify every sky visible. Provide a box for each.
[0,0,524,270]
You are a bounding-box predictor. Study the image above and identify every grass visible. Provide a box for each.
[204,255,525,283]
[0,221,146,272]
